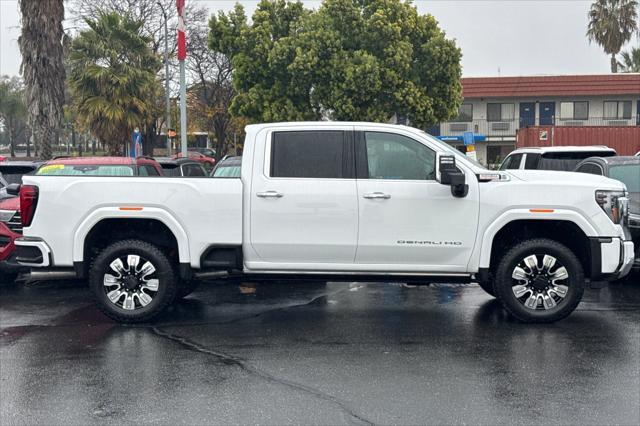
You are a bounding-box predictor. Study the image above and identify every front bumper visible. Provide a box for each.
[590,237,635,281]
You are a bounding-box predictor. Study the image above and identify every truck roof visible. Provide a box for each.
[511,146,617,154]
[246,121,413,132]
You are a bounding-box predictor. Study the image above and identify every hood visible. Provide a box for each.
[507,170,626,191]
[0,196,19,212]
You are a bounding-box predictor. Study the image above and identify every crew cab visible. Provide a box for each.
[14,123,635,323]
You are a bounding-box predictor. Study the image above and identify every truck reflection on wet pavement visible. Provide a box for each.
[1,279,639,425]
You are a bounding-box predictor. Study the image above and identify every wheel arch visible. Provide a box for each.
[73,207,190,267]
[480,213,596,278]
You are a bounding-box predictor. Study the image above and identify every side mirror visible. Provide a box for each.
[6,183,21,196]
[437,154,468,198]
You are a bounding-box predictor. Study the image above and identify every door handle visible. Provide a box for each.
[256,191,284,198]
[363,192,391,199]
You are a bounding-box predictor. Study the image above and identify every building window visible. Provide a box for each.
[560,101,589,120]
[487,103,514,122]
[603,101,631,119]
[451,104,473,122]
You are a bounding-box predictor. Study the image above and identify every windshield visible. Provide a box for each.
[212,165,241,178]
[609,164,640,192]
[419,130,486,169]
[37,164,135,176]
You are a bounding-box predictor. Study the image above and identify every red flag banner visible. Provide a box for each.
[176,0,186,60]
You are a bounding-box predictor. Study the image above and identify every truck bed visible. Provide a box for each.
[21,176,243,268]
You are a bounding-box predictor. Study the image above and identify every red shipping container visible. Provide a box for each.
[517,126,640,156]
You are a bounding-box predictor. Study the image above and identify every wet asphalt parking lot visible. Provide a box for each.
[1,277,639,425]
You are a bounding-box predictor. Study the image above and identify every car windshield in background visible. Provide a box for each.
[538,152,615,171]
[609,164,640,193]
[0,166,37,184]
[36,164,135,176]
[212,166,241,177]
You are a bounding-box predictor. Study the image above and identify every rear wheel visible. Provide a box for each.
[89,239,178,323]
[494,238,584,323]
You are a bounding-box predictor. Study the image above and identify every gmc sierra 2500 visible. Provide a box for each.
[15,122,635,323]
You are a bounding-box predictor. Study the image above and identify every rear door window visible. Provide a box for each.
[524,153,540,169]
[539,152,612,171]
[270,131,346,179]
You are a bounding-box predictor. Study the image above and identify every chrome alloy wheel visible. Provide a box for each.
[103,255,159,310]
[511,254,569,310]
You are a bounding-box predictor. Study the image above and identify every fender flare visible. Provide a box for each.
[72,206,190,263]
[478,209,598,269]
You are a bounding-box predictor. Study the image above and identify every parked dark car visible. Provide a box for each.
[0,160,42,185]
[574,156,640,268]
[155,158,208,177]
[211,156,241,178]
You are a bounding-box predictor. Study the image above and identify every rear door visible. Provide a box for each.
[353,129,480,272]
[249,127,358,267]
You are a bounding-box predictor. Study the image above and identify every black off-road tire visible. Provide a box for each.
[177,278,200,299]
[477,279,496,298]
[494,238,584,323]
[89,239,178,323]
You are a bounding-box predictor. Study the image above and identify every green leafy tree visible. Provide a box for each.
[209,0,462,127]
[68,13,161,155]
[0,76,28,157]
[18,0,66,160]
[587,0,638,73]
[618,47,640,72]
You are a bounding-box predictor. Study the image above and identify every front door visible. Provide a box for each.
[519,102,535,127]
[354,129,480,273]
[249,127,358,268]
[540,102,555,125]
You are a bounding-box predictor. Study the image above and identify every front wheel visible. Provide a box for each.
[89,239,178,323]
[494,238,584,323]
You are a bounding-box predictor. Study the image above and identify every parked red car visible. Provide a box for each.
[0,156,164,282]
[172,150,216,172]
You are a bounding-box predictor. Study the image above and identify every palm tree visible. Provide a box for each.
[618,47,640,72]
[586,0,638,73]
[0,77,27,157]
[18,0,66,160]
[68,13,161,155]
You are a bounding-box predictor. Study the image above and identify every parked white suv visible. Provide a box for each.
[14,123,635,323]
[499,146,617,171]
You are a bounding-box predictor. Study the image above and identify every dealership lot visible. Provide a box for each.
[1,278,638,425]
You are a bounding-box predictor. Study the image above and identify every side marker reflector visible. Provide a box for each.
[530,209,554,213]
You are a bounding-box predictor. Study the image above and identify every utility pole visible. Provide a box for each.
[157,1,172,155]
[177,0,187,157]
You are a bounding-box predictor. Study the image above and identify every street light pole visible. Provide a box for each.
[157,1,172,155]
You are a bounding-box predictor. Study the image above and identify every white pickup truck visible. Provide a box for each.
[15,122,635,323]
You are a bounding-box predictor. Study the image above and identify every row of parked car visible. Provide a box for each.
[0,151,242,282]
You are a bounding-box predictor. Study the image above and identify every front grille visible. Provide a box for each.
[6,211,22,234]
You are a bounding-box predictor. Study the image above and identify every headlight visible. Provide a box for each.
[595,190,628,225]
